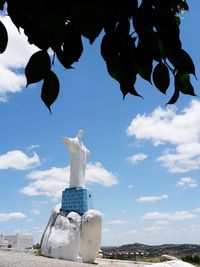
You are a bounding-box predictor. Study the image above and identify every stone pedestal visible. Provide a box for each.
[61,187,93,215]
[41,204,102,263]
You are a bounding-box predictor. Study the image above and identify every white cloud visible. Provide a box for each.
[20,166,69,199]
[13,226,43,236]
[107,220,129,225]
[0,65,25,102]
[27,145,40,151]
[143,211,196,221]
[0,150,40,170]
[31,209,40,215]
[128,230,139,234]
[0,16,38,101]
[177,177,198,188]
[144,226,166,232]
[193,207,200,214]
[25,219,34,223]
[31,200,48,208]
[127,153,147,165]
[20,162,118,200]
[136,194,168,203]
[86,162,118,186]
[156,220,169,225]
[126,100,200,173]
[122,209,127,213]
[0,212,26,222]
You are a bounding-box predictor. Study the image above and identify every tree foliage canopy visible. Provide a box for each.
[0,0,196,111]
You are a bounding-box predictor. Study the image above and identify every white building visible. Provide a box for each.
[0,235,9,248]
[5,234,33,249]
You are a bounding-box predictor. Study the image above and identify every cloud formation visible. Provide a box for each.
[0,16,38,101]
[127,153,147,165]
[0,150,40,170]
[177,177,198,188]
[126,100,200,173]
[107,220,129,225]
[136,194,168,203]
[0,212,26,222]
[31,209,40,215]
[21,162,118,200]
[143,211,196,221]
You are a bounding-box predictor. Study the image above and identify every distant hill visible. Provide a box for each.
[101,243,200,257]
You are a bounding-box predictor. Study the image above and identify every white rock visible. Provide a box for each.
[144,260,196,267]
[161,255,179,262]
[79,209,102,263]
[41,209,81,261]
[41,207,102,263]
[40,203,61,253]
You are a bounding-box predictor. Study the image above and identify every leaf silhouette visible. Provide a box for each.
[41,70,60,113]
[25,50,51,86]
[0,20,8,53]
[153,62,170,94]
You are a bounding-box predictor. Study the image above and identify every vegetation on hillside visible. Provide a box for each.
[182,254,200,265]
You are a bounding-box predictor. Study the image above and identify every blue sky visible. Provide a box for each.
[0,2,200,246]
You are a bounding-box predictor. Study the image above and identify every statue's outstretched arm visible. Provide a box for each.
[61,136,71,144]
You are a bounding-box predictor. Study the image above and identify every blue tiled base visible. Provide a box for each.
[61,187,93,215]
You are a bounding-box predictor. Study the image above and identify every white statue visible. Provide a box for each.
[61,130,90,188]
[41,131,102,263]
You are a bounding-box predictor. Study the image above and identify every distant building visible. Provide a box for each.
[0,234,33,249]
[0,235,9,248]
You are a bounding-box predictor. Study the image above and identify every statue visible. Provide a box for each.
[41,130,102,263]
[61,130,90,188]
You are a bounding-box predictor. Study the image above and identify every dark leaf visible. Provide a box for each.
[133,2,154,37]
[0,0,5,10]
[120,36,137,72]
[153,63,170,94]
[115,0,138,19]
[101,32,119,62]
[137,65,152,83]
[106,52,137,85]
[56,25,83,68]
[37,14,65,49]
[104,17,117,35]
[140,32,166,62]
[106,56,123,83]
[68,0,107,43]
[167,89,179,105]
[25,51,51,86]
[116,19,130,36]
[155,15,180,37]
[136,44,153,83]
[156,15,182,54]
[41,70,60,113]
[168,49,196,76]
[24,25,50,50]
[175,16,181,26]
[120,83,142,99]
[175,72,196,96]
[179,2,189,11]
[0,20,8,53]
[7,2,28,32]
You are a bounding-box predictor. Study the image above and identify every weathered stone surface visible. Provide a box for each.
[144,260,196,267]
[79,210,102,263]
[160,255,179,262]
[41,206,81,261]
[41,206,102,263]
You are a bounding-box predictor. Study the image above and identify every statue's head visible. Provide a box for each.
[77,129,84,139]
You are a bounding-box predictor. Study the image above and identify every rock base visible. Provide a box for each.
[41,204,102,263]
